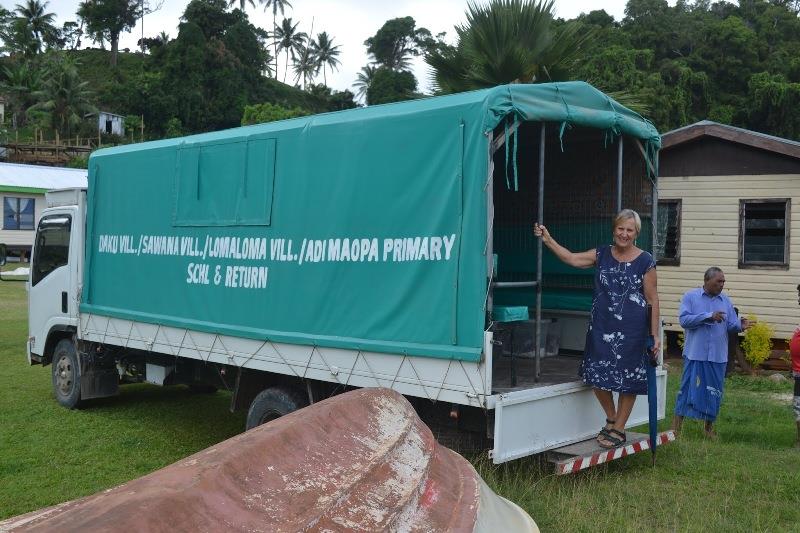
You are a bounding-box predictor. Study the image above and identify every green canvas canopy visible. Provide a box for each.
[81,82,660,362]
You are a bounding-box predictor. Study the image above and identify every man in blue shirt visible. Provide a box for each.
[671,267,751,438]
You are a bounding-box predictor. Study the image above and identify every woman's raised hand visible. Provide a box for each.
[533,222,551,244]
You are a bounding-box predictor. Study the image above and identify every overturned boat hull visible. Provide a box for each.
[1,388,536,532]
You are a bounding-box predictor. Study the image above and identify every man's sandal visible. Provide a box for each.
[596,419,616,442]
[598,429,626,449]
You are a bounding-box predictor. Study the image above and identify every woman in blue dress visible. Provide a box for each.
[533,209,660,448]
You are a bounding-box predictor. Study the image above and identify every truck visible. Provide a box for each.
[26,82,669,465]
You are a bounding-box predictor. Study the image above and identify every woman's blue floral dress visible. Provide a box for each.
[580,245,655,395]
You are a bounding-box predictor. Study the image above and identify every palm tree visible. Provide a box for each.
[425,0,594,93]
[292,45,317,89]
[274,17,306,83]
[0,17,40,57]
[259,0,292,78]
[0,61,43,127]
[309,31,340,86]
[352,65,376,103]
[14,0,56,53]
[227,0,256,10]
[29,56,97,138]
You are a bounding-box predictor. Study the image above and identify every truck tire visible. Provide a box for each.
[245,386,308,430]
[51,339,83,409]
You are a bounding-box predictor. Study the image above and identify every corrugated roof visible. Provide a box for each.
[0,162,87,191]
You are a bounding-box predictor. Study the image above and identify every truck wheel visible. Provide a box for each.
[245,386,308,430]
[52,339,83,409]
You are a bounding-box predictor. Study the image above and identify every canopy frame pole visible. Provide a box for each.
[616,136,624,213]
[535,122,545,382]
[486,133,495,318]
[651,170,661,366]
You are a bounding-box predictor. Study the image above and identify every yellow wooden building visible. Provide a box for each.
[656,121,800,340]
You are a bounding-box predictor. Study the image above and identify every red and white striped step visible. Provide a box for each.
[549,430,676,475]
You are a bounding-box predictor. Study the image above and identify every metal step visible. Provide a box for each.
[547,430,676,475]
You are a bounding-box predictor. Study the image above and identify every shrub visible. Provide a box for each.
[241,103,309,126]
[66,155,88,169]
[741,314,774,368]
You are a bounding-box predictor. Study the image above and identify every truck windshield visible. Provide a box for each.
[31,215,71,286]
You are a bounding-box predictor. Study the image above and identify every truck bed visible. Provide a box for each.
[492,352,583,393]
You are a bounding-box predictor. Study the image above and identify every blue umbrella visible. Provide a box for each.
[646,304,658,466]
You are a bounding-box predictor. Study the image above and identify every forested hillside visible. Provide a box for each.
[1,0,799,145]
[573,0,800,138]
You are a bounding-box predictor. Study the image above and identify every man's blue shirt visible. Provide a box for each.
[679,287,742,363]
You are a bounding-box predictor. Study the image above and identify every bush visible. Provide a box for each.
[741,314,774,368]
[66,155,88,169]
[241,103,309,126]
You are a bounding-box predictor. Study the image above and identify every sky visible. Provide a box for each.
[47,0,635,96]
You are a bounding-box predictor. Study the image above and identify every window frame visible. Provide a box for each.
[3,196,36,231]
[738,198,790,270]
[31,214,72,286]
[656,199,681,267]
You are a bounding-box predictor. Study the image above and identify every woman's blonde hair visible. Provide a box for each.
[612,209,641,236]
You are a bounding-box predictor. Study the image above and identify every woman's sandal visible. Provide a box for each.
[598,429,627,449]
[596,419,616,442]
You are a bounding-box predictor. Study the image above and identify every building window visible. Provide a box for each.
[3,197,35,230]
[739,199,790,268]
[655,199,681,266]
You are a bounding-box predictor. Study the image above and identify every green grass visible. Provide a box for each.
[1,282,799,530]
[0,280,245,517]
[472,364,800,532]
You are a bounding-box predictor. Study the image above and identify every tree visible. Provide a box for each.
[60,21,83,50]
[746,72,800,140]
[124,114,142,140]
[352,64,376,103]
[77,0,141,67]
[1,17,40,57]
[13,0,57,53]
[366,67,417,105]
[0,60,43,127]
[259,0,291,77]
[364,16,431,71]
[29,55,96,137]
[306,83,357,110]
[273,17,306,82]
[224,15,273,79]
[425,0,595,93]
[181,0,234,39]
[157,0,273,132]
[292,45,316,89]
[309,31,340,86]
[226,0,255,11]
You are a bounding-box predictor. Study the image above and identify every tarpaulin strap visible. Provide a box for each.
[646,140,659,178]
[603,94,623,151]
[512,121,519,191]
[558,121,572,152]
[603,129,615,149]
[503,119,519,191]
[504,121,511,190]
[554,83,573,152]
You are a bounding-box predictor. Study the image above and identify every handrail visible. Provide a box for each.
[491,281,539,289]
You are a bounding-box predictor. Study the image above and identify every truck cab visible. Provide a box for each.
[27,188,85,366]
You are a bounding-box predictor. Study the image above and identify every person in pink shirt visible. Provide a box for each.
[790,285,800,448]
